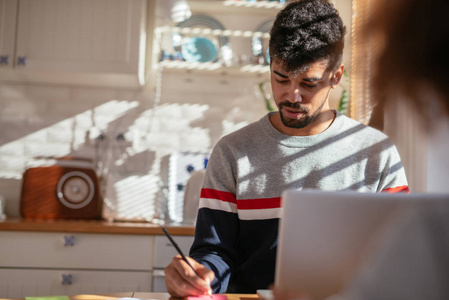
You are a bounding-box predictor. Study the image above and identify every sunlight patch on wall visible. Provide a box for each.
[102,172,160,222]
[0,100,139,180]
[222,119,249,137]
[0,97,213,221]
[92,102,211,222]
[130,102,211,154]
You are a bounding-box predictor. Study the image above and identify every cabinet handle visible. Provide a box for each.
[61,274,73,285]
[63,235,75,247]
[0,55,9,65]
[17,56,26,66]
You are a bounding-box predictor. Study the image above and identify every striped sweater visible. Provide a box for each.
[189,111,409,294]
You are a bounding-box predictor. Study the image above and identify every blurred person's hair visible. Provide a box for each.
[369,0,449,127]
[269,0,346,74]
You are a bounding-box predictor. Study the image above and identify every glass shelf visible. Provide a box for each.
[151,0,282,79]
[189,0,285,15]
[155,26,271,40]
[159,60,270,75]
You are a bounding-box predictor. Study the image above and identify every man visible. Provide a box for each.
[164,0,408,296]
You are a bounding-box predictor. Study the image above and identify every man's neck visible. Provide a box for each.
[270,109,337,136]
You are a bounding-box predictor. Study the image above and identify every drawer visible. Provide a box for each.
[153,235,194,268]
[0,231,153,270]
[0,268,151,299]
[152,269,167,292]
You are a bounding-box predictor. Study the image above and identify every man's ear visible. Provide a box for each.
[331,63,345,88]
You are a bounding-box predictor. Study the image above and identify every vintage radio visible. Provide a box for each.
[20,160,102,219]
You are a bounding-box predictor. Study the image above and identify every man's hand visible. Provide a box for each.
[165,255,215,297]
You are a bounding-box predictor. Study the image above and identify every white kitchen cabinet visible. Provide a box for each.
[0,231,153,298]
[0,0,154,87]
[153,234,194,269]
[152,234,194,292]
[0,231,153,270]
[0,0,18,70]
[0,269,151,298]
[0,229,196,298]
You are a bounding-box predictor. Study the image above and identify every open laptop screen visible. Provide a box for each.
[274,190,448,300]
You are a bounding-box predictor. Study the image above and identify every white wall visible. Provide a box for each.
[0,72,272,218]
[0,0,353,220]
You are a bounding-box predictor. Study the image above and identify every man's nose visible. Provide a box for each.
[288,88,302,103]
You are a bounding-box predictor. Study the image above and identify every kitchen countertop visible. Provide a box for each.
[0,217,195,236]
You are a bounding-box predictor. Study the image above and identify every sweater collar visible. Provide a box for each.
[260,110,345,147]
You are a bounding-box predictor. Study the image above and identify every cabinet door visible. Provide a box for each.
[15,0,145,74]
[152,235,194,292]
[0,268,151,299]
[0,231,153,271]
[153,235,194,268]
[0,0,18,69]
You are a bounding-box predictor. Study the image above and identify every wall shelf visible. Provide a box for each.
[159,60,270,75]
[188,0,285,15]
[155,25,271,39]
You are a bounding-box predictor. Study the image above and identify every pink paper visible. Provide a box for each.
[187,295,228,300]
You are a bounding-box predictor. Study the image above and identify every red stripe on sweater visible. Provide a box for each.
[236,197,282,210]
[200,188,282,210]
[382,185,410,193]
[201,188,237,204]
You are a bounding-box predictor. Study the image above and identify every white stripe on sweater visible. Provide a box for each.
[199,197,237,213]
[199,197,282,220]
[238,207,282,220]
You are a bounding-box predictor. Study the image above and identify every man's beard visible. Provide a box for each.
[278,101,322,129]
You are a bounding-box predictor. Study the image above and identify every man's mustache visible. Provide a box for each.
[279,101,309,113]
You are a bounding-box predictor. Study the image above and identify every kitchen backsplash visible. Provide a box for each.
[0,72,269,220]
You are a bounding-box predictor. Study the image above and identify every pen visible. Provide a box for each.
[162,227,202,278]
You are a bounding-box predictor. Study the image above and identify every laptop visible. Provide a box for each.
[273,189,449,300]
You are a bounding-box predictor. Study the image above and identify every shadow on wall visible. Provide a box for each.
[0,72,270,218]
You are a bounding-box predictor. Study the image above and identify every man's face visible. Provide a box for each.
[270,59,342,129]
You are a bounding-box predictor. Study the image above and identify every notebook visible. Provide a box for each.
[274,189,448,300]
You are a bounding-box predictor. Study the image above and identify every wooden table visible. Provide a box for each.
[2,293,259,300]
[131,292,257,300]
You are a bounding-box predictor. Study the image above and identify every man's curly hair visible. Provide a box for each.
[269,0,346,74]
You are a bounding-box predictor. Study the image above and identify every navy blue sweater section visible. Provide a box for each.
[189,207,279,294]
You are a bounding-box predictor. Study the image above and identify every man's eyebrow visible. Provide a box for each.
[303,77,323,82]
[274,70,323,82]
[273,70,289,78]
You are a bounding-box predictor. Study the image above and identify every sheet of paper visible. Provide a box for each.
[26,296,70,300]
[256,290,273,300]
